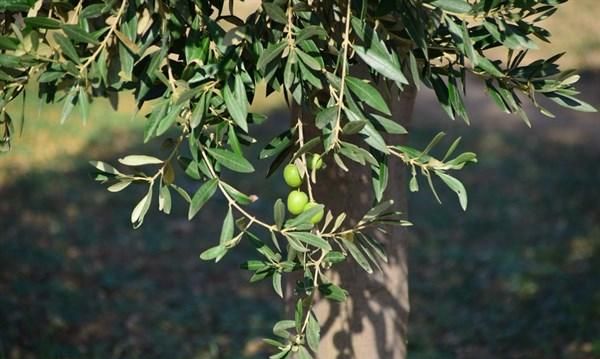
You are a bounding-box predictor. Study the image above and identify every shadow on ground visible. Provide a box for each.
[0,70,599,358]
[0,111,291,359]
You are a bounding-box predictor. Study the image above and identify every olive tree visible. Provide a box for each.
[0,0,595,357]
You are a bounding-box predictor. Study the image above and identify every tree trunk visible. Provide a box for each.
[307,85,416,359]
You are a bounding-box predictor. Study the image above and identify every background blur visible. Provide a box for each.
[1,1,599,358]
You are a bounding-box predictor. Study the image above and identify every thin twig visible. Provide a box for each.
[330,0,353,151]
[78,1,128,76]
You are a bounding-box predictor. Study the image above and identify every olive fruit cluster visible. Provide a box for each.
[284,154,324,224]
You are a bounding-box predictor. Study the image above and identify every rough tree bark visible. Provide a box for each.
[303,84,417,359]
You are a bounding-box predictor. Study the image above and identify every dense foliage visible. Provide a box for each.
[0,0,595,357]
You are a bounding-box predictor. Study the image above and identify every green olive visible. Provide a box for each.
[287,190,309,215]
[303,201,324,224]
[307,154,323,170]
[283,164,303,188]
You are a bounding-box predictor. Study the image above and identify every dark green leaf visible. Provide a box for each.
[263,3,287,24]
[352,44,408,84]
[431,0,472,13]
[370,114,407,134]
[341,237,373,274]
[219,208,234,244]
[224,74,249,132]
[318,283,348,302]
[62,24,99,44]
[272,272,283,298]
[296,48,321,71]
[222,183,253,205]
[188,178,218,220]
[60,87,78,124]
[306,312,320,352]
[24,17,61,29]
[316,106,337,129]
[258,41,287,71]
[54,33,80,63]
[274,199,286,229]
[346,76,391,115]
[206,148,255,173]
[287,232,331,251]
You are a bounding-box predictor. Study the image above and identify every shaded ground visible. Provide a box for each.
[1,68,599,359]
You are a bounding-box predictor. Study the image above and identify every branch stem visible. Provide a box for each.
[78,1,128,76]
[330,0,353,151]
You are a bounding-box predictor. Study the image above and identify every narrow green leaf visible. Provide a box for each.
[316,106,337,129]
[296,48,321,71]
[372,159,388,202]
[296,26,327,42]
[546,92,597,112]
[431,0,472,13]
[344,108,389,154]
[188,178,218,220]
[357,232,388,263]
[118,42,134,81]
[156,102,184,136]
[199,245,227,261]
[260,130,293,159]
[222,182,253,205]
[408,51,421,90]
[370,114,407,134]
[78,87,90,124]
[223,74,249,132]
[324,251,346,264]
[159,185,172,214]
[273,320,295,338]
[206,147,255,173]
[62,24,99,44]
[60,87,78,124]
[190,92,209,129]
[131,185,153,228]
[295,299,304,333]
[342,119,366,134]
[258,41,287,71]
[352,44,408,84]
[342,237,373,274]
[436,171,468,210]
[107,180,132,193]
[476,57,504,77]
[284,204,324,229]
[298,346,313,359]
[89,160,121,175]
[287,232,331,251]
[442,137,462,161]
[24,17,61,29]
[286,234,308,252]
[144,101,168,142]
[219,207,235,244]
[318,283,348,302]
[272,271,283,298]
[291,137,321,162]
[263,3,287,24]
[228,125,243,155]
[274,198,286,229]
[346,76,391,115]
[118,154,163,166]
[306,312,320,352]
[0,36,18,51]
